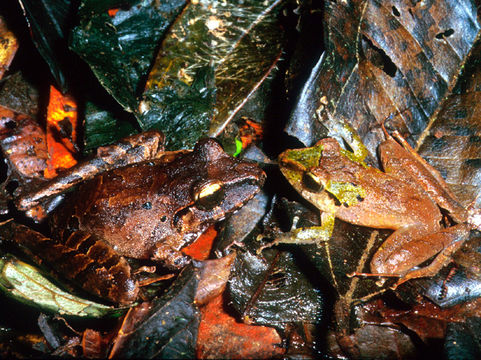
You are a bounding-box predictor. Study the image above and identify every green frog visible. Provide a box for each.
[271,129,479,287]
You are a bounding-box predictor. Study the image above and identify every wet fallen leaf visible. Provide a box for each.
[70,0,186,113]
[141,0,285,149]
[17,0,76,91]
[286,0,481,158]
[195,253,236,306]
[196,293,284,359]
[109,263,201,358]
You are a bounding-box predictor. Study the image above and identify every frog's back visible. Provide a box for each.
[51,160,183,259]
[336,168,443,231]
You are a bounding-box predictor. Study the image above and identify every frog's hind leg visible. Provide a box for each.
[391,224,469,289]
[0,221,139,304]
[353,223,469,288]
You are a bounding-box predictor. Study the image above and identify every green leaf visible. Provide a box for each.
[83,101,137,152]
[141,66,216,150]
[0,254,126,318]
[70,0,186,112]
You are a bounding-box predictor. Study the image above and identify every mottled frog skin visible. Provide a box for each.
[7,137,265,304]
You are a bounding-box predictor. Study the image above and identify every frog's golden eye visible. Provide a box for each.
[193,180,225,210]
[303,171,324,192]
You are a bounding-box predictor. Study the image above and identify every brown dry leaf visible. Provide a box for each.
[0,106,48,180]
[286,0,481,158]
[195,252,236,306]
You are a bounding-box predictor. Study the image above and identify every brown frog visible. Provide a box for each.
[4,131,265,304]
[271,129,480,288]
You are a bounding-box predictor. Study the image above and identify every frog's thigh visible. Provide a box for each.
[371,223,470,277]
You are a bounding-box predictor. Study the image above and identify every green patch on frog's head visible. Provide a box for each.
[324,181,367,207]
[280,143,324,169]
[278,143,324,186]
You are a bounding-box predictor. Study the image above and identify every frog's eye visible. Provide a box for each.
[303,171,324,192]
[193,180,225,210]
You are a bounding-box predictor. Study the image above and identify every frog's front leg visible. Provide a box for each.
[369,223,470,287]
[257,212,336,253]
[151,243,192,269]
[0,221,139,304]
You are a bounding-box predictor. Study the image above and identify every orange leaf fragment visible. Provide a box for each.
[182,226,217,261]
[44,86,78,178]
[108,8,120,17]
[239,119,263,149]
[197,293,284,359]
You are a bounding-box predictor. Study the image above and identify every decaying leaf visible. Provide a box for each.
[417,38,481,207]
[0,253,124,318]
[0,106,47,181]
[0,72,40,117]
[286,0,481,157]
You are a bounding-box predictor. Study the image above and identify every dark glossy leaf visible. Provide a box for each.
[445,317,481,360]
[286,0,481,158]
[17,0,77,91]
[141,0,285,149]
[140,66,216,150]
[229,249,324,327]
[109,263,200,359]
[216,190,270,255]
[417,39,481,207]
[70,0,186,112]
[83,101,137,152]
